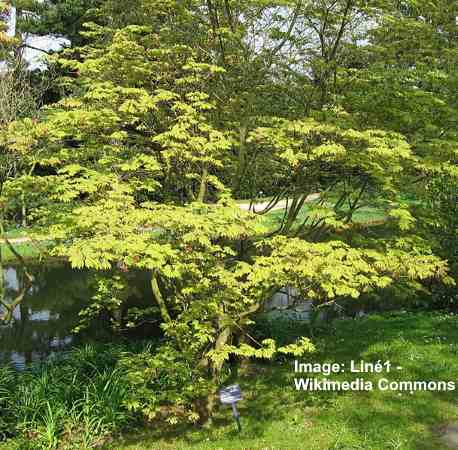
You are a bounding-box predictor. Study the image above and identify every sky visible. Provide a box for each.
[3,6,69,71]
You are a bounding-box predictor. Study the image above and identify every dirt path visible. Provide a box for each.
[238,193,320,212]
[443,422,458,448]
[0,237,34,245]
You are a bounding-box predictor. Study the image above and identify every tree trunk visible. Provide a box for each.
[197,165,208,203]
[21,191,27,228]
[232,123,248,196]
[151,272,172,323]
[199,325,232,427]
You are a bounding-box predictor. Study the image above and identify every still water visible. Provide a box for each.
[0,263,93,370]
[0,263,152,370]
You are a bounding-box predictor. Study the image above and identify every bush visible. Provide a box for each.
[119,343,210,426]
[250,313,311,349]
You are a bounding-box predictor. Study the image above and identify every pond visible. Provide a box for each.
[0,263,153,370]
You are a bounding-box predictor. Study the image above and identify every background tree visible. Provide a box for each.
[13,0,104,46]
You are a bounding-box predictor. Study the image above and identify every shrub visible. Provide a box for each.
[250,313,311,348]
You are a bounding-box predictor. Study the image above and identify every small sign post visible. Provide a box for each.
[219,384,243,432]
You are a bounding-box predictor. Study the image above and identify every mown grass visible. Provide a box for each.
[4,229,27,239]
[2,312,456,449]
[1,228,52,263]
[262,201,388,231]
[0,241,50,264]
[238,192,420,231]
[110,312,458,450]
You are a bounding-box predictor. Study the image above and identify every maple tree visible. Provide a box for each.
[1,0,456,426]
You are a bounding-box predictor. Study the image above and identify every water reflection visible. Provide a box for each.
[0,263,92,370]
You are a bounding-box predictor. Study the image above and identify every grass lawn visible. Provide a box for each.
[0,240,50,263]
[1,227,53,263]
[262,202,388,231]
[4,229,27,239]
[110,312,458,450]
[237,192,420,231]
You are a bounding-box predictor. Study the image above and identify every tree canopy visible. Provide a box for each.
[1,0,456,426]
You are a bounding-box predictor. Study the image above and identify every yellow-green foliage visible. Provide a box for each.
[1,0,455,428]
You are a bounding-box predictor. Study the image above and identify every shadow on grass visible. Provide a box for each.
[114,312,458,449]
